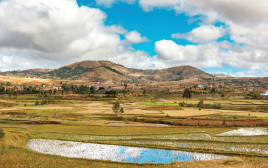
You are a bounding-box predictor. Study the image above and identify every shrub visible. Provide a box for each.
[0,128,4,139]
[35,101,40,106]
[187,103,194,107]
[179,102,186,107]
[232,115,238,120]
[120,107,124,113]
[197,100,204,107]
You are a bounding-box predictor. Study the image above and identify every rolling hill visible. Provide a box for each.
[0,60,214,83]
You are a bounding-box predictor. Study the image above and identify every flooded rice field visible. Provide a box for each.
[37,128,268,144]
[215,128,268,136]
[34,127,268,156]
[121,140,268,155]
[27,139,229,164]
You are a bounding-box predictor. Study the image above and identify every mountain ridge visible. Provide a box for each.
[0,60,214,83]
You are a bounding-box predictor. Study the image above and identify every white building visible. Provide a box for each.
[260,90,268,96]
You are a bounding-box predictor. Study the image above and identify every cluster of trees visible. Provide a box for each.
[35,98,53,106]
[0,85,39,95]
[61,84,96,94]
[244,92,260,99]
[49,66,93,79]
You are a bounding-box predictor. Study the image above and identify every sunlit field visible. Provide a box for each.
[0,93,268,168]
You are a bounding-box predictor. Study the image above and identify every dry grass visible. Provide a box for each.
[0,95,268,167]
[162,108,220,117]
[0,75,51,85]
[0,123,267,168]
[161,108,268,117]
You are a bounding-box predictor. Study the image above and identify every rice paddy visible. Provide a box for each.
[36,130,268,144]
[1,94,268,167]
[27,139,230,164]
[215,128,268,136]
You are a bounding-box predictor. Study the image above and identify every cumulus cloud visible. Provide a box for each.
[171,25,226,43]
[155,39,268,77]
[138,0,268,76]
[1,0,268,77]
[125,31,150,44]
[155,40,223,68]
[0,0,153,71]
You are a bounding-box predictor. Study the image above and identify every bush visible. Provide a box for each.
[35,101,40,106]
[179,102,186,107]
[197,100,204,107]
[187,103,194,107]
[0,128,4,139]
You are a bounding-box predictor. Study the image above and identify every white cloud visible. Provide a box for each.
[155,40,223,68]
[0,0,153,71]
[94,0,268,76]
[137,0,268,76]
[154,39,268,77]
[125,31,149,44]
[171,25,226,43]
[1,0,268,77]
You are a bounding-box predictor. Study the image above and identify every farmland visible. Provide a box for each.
[0,89,267,168]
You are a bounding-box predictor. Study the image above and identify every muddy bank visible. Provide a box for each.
[174,119,268,127]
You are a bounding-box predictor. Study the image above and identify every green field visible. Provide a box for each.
[0,94,268,167]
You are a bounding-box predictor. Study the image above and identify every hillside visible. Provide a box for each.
[0,60,213,83]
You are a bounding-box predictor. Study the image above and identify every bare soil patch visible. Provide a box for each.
[144,106,183,110]
[175,119,268,127]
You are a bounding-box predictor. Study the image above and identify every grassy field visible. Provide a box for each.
[0,94,268,167]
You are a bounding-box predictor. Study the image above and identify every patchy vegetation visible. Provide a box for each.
[0,64,267,167]
[0,128,4,139]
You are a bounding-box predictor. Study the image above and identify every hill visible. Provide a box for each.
[0,60,213,83]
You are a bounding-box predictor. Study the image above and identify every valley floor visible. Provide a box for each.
[0,94,268,167]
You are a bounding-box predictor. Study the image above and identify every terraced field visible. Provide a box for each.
[1,95,268,168]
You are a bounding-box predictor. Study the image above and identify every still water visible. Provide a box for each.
[27,139,229,164]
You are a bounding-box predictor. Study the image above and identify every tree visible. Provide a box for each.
[112,101,120,116]
[35,101,40,106]
[183,88,191,99]
[211,87,217,93]
[105,90,117,97]
[90,86,96,94]
[120,107,124,113]
[123,83,127,90]
[245,92,260,99]
[49,89,52,95]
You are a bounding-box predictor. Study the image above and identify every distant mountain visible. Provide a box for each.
[211,73,233,78]
[0,60,213,83]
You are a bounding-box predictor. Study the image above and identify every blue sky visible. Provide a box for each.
[76,0,247,75]
[78,1,199,54]
[0,0,267,77]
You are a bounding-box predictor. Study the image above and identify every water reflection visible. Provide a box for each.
[27,139,229,164]
[215,128,268,136]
